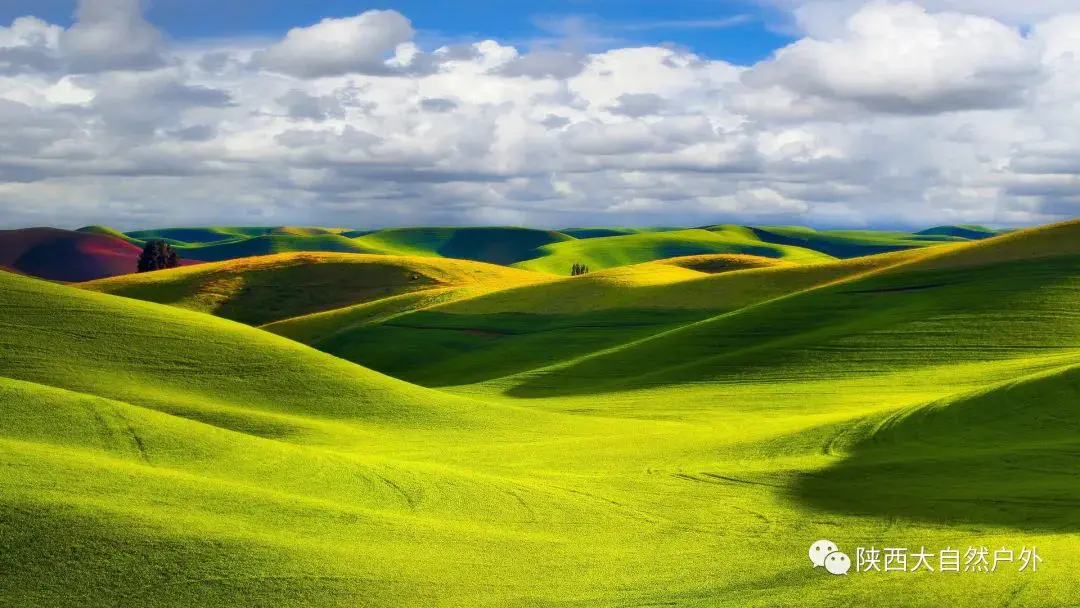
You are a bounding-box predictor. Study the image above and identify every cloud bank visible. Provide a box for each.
[1,0,1079,229]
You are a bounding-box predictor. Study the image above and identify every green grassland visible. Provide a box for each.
[69,223,996,277]
[746,225,994,258]
[75,225,144,245]
[1,221,1078,606]
[349,226,574,265]
[512,226,836,274]
[82,253,550,326]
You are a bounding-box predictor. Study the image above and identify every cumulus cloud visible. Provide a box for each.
[607,93,666,117]
[745,2,1043,115]
[61,0,166,73]
[419,97,458,113]
[0,17,62,75]
[497,50,589,79]
[1,0,1080,230]
[255,10,414,78]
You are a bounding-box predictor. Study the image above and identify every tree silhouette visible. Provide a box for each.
[137,240,179,273]
[571,263,590,276]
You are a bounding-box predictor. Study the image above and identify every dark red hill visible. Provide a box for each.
[0,228,195,282]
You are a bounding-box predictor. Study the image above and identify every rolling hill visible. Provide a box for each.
[124,226,273,245]
[351,226,574,265]
[513,226,835,275]
[745,225,985,258]
[559,227,683,239]
[3,220,1080,607]
[171,233,389,262]
[502,219,1080,397]
[0,227,196,282]
[270,249,926,386]
[82,252,551,326]
[3,224,998,283]
[652,253,795,274]
[916,224,1000,240]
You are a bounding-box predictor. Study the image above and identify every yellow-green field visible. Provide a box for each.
[1,221,1078,606]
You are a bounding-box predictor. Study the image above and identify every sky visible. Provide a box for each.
[0,0,1079,230]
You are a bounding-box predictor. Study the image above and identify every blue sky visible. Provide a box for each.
[1,0,792,65]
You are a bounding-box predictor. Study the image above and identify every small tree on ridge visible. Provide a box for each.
[137,240,179,273]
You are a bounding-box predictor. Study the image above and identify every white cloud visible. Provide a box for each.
[746,2,1043,115]
[1,1,1080,230]
[763,0,1080,34]
[255,10,414,78]
[61,0,166,73]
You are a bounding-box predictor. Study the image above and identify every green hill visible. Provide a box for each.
[505,220,1080,397]
[796,362,1080,529]
[351,226,574,265]
[125,226,272,245]
[75,225,143,245]
[276,250,923,386]
[747,226,955,258]
[915,224,1000,240]
[513,226,834,275]
[560,227,683,239]
[83,252,550,326]
[5,221,1080,607]
[173,234,388,262]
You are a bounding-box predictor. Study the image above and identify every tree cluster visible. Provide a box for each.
[571,262,591,276]
[137,240,179,273]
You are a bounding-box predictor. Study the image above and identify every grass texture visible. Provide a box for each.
[1,221,1078,607]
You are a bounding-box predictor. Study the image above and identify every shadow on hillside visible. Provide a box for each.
[791,365,1080,531]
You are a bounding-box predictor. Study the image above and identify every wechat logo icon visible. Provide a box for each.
[810,540,851,576]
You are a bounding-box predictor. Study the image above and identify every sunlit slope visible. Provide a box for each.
[507,220,1080,396]
[0,270,463,426]
[81,252,547,325]
[0,272,654,606]
[173,233,389,262]
[351,226,573,265]
[652,253,795,274]
[447,248,922,315]
[76,224,143,245]
[289,251,924,386]
[796,362,1080,529]
[513,227,834,275]
[5,226,1080,606]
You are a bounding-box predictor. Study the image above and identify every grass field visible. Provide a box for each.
[82,253,551,325]
[1,221,1078,606]
[512,226,837,274]
[22,223,988,283]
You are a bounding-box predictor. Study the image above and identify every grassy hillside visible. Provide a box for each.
[278,250,924,385]
[796,362,1080,528]
[653,253,795,274]
[504,220,1080,397]
[173,233,390,262]
[514,226,834,275]
[560,227,683,239]
[75,225,144,245]
[4,221,1080,607]
[916,224,1000,240]
[83,252,549,326]
[125,226,272,245]
[351,226,574,265]
[747,226,961,258]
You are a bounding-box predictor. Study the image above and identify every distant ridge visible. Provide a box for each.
[0,227,195,282]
